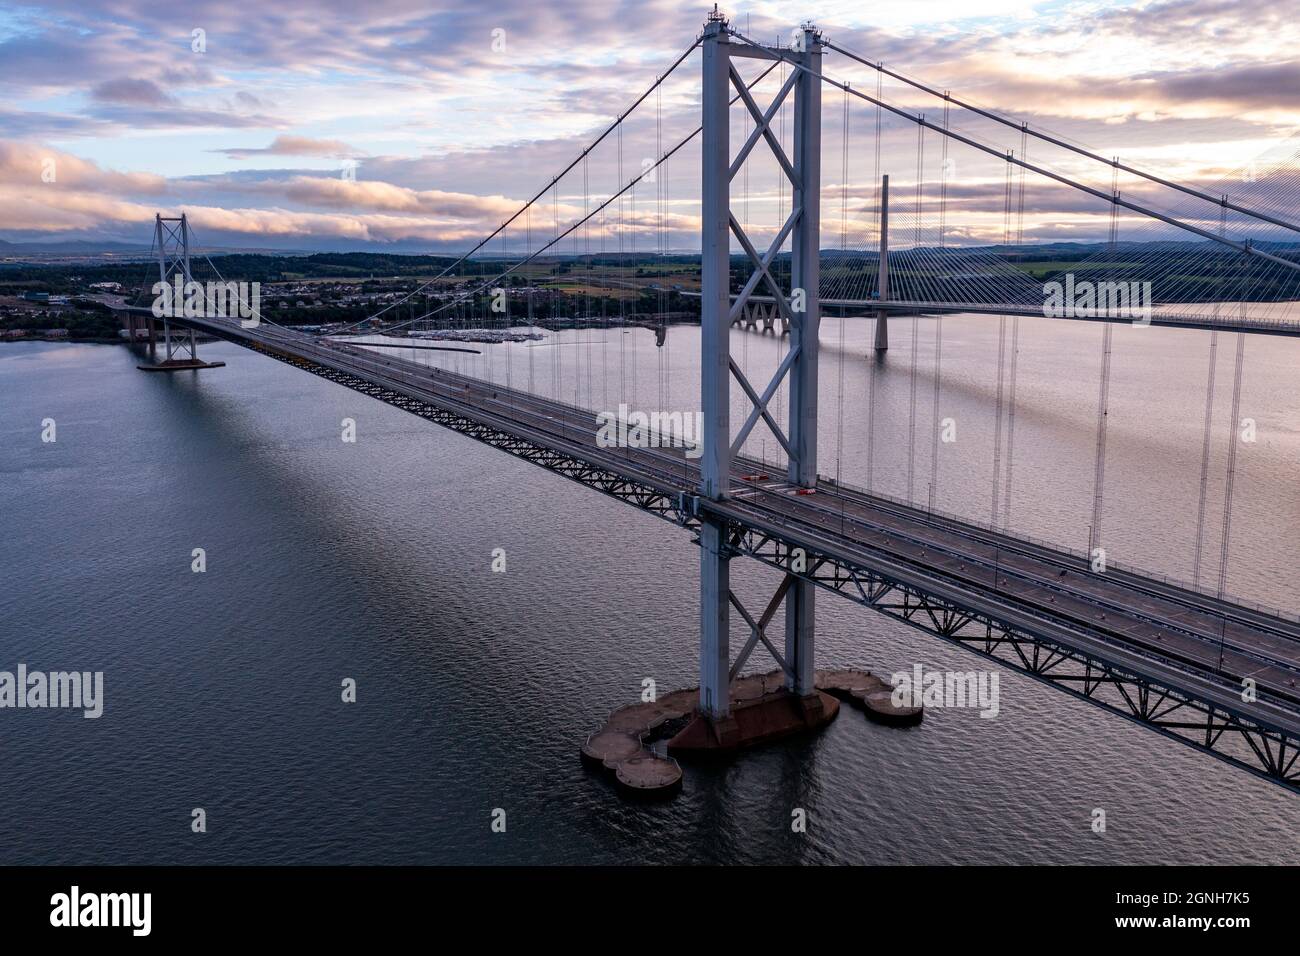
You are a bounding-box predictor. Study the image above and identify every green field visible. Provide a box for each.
[1015,260,1142,279]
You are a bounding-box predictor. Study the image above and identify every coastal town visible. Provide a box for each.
[0,252,699,342]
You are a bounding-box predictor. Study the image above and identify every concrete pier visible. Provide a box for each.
[137,358,226,371]
[817,667,925,726]
[581,668,923,799]
[580,688,695,799]
[668,676,838,756]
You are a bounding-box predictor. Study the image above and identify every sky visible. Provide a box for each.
[1,0,1298,253]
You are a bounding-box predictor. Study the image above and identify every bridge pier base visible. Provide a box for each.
[668,683,838,756]
[137,319,225,370]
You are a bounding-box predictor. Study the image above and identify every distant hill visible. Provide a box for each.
[0,238,153,255]
[0,238,314,259]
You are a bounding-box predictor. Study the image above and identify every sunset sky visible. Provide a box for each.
[2,0,1298,252]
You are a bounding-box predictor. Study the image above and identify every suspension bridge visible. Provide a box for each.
[107,11,1300,793]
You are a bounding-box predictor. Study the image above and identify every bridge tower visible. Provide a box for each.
[693,12,827,740]
[139,213,223,371]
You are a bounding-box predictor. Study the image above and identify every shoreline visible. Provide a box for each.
[1,336,134,344]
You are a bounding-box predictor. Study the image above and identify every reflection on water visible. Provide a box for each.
[0,330,1295,865]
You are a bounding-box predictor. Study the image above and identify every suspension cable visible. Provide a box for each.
[723,29,1300,275]
[369,56,783,344]
[326,37,702,335]
[822,39,1300,236]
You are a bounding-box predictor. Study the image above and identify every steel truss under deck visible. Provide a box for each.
[249,340,684,520]
[716,521,1299,792]
[206,329,1297,794]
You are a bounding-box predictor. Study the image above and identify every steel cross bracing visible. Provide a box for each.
[130,302,1300,794]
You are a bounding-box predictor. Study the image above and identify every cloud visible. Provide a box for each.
[91,77,177,107]
[1138,62,1300,112]
[274,176,521,217]
[0,142,167,195]
[82,104,281,130]
[219,135,362,160]
[233,91,270,110]
[0,108,112,138]
[0,141,577,249]
[1,0,1298,251]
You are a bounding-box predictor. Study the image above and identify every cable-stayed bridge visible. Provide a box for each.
[109,12,1300,793]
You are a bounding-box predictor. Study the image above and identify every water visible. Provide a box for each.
[1,316,1296,865]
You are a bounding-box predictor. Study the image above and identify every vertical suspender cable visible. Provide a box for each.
[837,85,849,510]
[866,66,883,492]
[929,98,950,513]
[1192,200,1228,588]
[907,121,924,503]
[1217,332,1246,601]
[1002,324,1021,528]
[585,172,593,412]
[1089,164,1120,561]
[527,204,535,394]
[617,124,626,408]
[776,53,788,466]
[991,312,1008,525]
[1193,331,1219,588]
[990,158,1013,525]
[600,204,608,412]
[630,166,638,409]
[1219,226,1253,604]
[656,83,665,415]
[1001,125,1028,529]
[554,180,563,401]
[504,210,512,395]
[738,20,756,453]
[661,89,671,419]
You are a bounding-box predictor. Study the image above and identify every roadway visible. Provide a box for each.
[577,279,1300,335]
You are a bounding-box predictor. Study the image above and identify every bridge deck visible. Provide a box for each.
[700,291,1300,336]
[128,310,1300,784]
[524,281,1300,337]
[427,362,1300,735]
